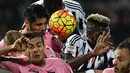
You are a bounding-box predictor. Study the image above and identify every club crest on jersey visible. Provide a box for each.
[49,55,55,58]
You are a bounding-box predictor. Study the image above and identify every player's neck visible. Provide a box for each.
[32,60,46,67]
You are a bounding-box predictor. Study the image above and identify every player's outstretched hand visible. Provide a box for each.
[92,31,113,56]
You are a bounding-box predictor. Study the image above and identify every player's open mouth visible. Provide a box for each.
[34,55,40,58]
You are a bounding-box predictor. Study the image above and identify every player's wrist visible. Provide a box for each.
[9,45,17,52]
[90,51,96,57]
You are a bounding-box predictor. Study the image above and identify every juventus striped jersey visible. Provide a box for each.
[30,0,87,35]
[63,0,86,35]
[64,34,115,71]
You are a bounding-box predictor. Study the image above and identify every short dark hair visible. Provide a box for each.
[23,32,44,46]
[24,4,49,23]
[117,38,130,53]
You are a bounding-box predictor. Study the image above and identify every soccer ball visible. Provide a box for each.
[49,10,76,39]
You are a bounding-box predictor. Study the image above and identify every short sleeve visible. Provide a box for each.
[64,34,81,57]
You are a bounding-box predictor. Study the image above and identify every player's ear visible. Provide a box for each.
[24,20,30,28]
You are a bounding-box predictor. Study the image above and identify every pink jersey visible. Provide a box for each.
[102,68,114,73]
[43,32,64,58]
[0,31,64,58]
[0,58,73,73]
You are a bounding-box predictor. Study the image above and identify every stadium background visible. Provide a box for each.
[0,0,130,47]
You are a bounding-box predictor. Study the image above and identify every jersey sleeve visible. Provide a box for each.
[52,37,64,53]
[64,34,82,57]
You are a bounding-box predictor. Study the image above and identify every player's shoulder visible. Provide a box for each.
[66,34,82,45]
[67,34,81,41]
[63,0,80,5]
[43,32,53,37]
[63,0,85,17]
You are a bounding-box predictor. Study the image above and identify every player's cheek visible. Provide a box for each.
[39,25,46,30]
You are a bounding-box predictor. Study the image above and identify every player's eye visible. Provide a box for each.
[36,23,43,26]
[118,57,123,62]
[37,43,42,48]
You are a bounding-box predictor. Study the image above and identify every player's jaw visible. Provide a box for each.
[114,67,119,73]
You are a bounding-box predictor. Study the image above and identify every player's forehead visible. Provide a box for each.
[32,18,47,25]
[27,37,41,44]
[115,48,130,58]
[87,25,108,31]
[31,37,41,41]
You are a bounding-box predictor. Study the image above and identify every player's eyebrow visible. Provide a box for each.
[36,42,42,45]
[28,41,42,45]
[36,23,43,26]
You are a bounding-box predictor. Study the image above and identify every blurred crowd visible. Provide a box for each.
[0,0,130,46]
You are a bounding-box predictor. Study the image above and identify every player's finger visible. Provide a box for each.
[97,35,102,42]
[106,41,113,46]
[100,31,106,42]
[102,32,110,42]
[102,31,106,37]
[104,46,115,52]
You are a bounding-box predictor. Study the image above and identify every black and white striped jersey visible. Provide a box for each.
[31,0,87,36]
[64,34,115,71]
[63,0,86,35]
